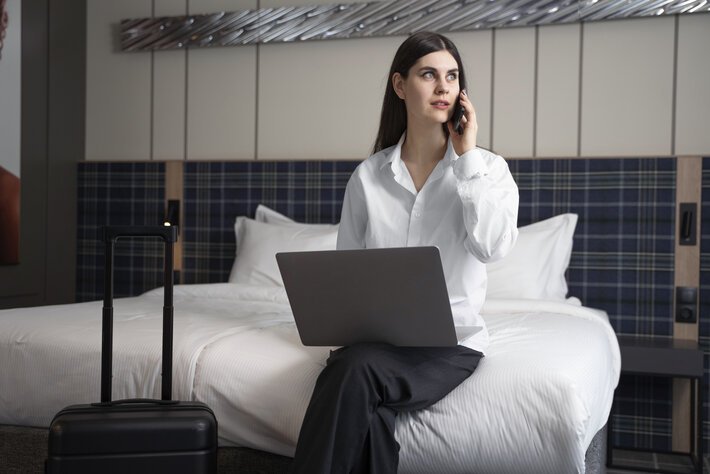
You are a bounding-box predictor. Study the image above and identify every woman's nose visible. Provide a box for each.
[436,81,448,94]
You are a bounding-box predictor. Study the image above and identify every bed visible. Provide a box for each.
[0,197,620,473]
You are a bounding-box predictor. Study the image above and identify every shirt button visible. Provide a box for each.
[413,211,421,218]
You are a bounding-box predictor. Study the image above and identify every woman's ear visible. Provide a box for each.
[392,73,406,100]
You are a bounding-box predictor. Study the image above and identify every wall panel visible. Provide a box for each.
[186,46,257,160]
[261,0,368,6]
[152,0,187,160]
[85,9,710,162]
[184,0,257,161]
[448,30,493,151]
[580,17,675,157]
[536,23,580,157]
[189,0,249,13]
[258,37,399,160]
[672,156,702,451]
[675,13,710,156]
[0,0,48,305]
[86,0,152,161]
[153,50,187,160]
[492,27,535,158]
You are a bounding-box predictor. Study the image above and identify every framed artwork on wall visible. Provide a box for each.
[0,0,20,265]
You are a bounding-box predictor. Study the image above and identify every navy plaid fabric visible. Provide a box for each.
[508,158,677,451]
[700,157,710,455]
[508,158,676,336]
[181,161,360,284]
[610,375,673,451]
[76,162,166,302]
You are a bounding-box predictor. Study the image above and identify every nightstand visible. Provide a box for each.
[607,335,704,474]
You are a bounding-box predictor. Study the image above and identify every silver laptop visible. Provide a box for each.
[276,246,478,347]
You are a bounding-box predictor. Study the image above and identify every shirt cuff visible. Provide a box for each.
[453,148,488,180]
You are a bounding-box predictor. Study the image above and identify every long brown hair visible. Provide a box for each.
[372,31,468,154]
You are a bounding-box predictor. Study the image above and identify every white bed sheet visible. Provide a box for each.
[0,283,619,473]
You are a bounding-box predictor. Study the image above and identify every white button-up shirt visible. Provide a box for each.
[337,134,519,353]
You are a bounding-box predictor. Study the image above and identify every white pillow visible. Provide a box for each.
[486,213,578,300]
[255,204,339,230]
[228,216,338,286]
[254,204,295,224]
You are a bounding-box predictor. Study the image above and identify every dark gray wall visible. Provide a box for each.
[0,0,85,309]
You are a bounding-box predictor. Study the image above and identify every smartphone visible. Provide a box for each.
[451,99,465,135]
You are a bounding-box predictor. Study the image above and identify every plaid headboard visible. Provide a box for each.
[700,157,710,454]
[181,161,359,284]
[509,158,676,337]
[77,157,683,452]
[76,162,166,302]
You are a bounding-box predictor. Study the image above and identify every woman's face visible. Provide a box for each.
[392,50,461,127]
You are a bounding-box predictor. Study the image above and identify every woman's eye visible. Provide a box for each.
[423,71,434,79]
[447,73,458,81]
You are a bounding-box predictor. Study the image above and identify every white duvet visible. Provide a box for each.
[0,283,619,473]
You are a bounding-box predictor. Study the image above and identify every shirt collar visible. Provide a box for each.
[388,134,414,193]
[380,133,457,187]
[441,139,457,168]
[379,133,406,171]
[380,133,458,168]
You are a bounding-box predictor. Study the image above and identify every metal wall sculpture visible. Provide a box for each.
[121,0,710,51]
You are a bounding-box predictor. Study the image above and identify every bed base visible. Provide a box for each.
[1,423,606,473]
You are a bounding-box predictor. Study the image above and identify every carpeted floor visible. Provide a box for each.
[3,424,707,473]
[0,425,292,474]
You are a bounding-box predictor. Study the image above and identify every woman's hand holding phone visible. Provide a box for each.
[448,89,478,156]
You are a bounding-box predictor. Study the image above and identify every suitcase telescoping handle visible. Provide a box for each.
[99,226,179,404]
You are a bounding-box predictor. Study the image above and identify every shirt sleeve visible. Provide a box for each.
[336,172,367,250]
[452,148,519,263]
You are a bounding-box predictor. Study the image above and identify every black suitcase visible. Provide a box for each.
[47,226,218,474]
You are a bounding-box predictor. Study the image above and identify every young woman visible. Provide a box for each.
[290,31,519,474]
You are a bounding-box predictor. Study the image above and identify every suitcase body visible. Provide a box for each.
[47,226,218,474]
[48,401,217,473]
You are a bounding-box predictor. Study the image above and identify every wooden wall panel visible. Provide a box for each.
[672,156,703,452]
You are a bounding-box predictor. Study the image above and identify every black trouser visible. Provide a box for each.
[290,342,483,474]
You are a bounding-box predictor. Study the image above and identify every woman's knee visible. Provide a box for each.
[324,343,390,381]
